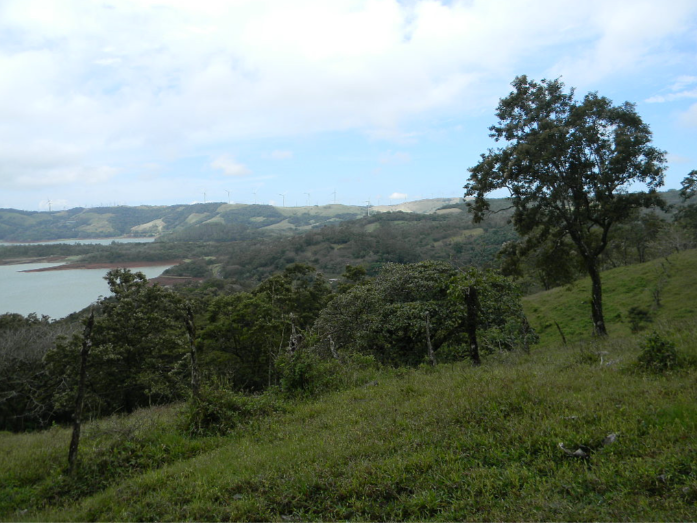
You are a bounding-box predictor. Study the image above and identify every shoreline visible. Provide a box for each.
[0,236,157,245]
[19,260,182,273]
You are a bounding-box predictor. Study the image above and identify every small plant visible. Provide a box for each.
[275,349,342,398]
[637,332,679,372]
[575,342,603,365]
[627,306,652,333]
[180,387,285,436]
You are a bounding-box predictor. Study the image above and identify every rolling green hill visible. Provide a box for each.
[2,249,697,521]
[0,199,463,242]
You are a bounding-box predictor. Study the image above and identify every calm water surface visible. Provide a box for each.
[0,263,172,319]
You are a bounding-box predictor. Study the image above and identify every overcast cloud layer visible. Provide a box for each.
[1,0,696,210]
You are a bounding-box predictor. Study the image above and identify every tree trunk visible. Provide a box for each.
[554,321,567,346]
[68,310,94,475]
[185,304,200,400]
[465,286,481,366]
[587,263,607,336]
[424,312,436,366]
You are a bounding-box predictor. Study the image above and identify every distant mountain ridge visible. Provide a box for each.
[0,198,463,242]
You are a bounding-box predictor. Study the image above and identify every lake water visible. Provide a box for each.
[0,263,173,319]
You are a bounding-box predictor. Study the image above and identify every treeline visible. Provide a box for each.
[4,192,697,296]
[162,203,518,284]
[0,241,218,264]
[160,189,697,289]
[0,262,534,432]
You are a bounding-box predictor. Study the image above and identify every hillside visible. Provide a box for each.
[524,249,697,346]
[0,199,463,243]
[2,250,697,521]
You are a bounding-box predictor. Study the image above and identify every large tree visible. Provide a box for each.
[465,76,667,336]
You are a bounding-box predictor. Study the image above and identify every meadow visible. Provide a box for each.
[2,250,696,521]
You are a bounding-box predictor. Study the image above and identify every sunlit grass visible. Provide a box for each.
[3,251,697,521]
[524,249,697,346]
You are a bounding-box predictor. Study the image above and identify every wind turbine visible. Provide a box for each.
[279,193,286,207]
[225,190,231,204]
[252,191,257,204]
[304,192,311,206]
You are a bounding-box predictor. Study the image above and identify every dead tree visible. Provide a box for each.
[185,304,200,401]
[424,312,437,366]
[464,286,481,366]
[68,310,94,475]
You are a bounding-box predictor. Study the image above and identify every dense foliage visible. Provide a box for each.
[315,261,534,366]
[466,76,667,335]
[0,259,533,431]
[45,270,192,421]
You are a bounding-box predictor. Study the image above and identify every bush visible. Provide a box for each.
[627,306,652,333]
[180,387,285,436]
[637,332,679,373]
[275,349,343,398]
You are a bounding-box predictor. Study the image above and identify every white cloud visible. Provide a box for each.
[671,75,697,91]
[1,0,696,207]
[646,76,697,103]
[646,90,697,103]
[270,150,293,160]
[389,192,408,200]
[211,154,252,177]
[549,0,697,85]
[14,166,117,188]
[667,153,692,164]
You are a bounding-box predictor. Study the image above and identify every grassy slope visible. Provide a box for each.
[524,249,697,346]
[3,251,697,521]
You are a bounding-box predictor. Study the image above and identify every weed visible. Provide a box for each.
[627,306,652,333]
[637,332,679,372]
[180,387,285,437]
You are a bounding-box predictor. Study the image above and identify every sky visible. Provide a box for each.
[1,0,696,212]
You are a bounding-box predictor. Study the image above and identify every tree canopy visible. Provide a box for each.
[314,261,534,366]
[465,76,667,336]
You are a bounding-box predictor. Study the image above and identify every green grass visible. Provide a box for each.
[0,406,225,520]
[3,251,697,521]
[2,325,695,521]
[524,249,697,346]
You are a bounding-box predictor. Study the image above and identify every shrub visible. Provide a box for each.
[180,387,285,436]
[627,306,652,333]
[637,332,679,373]
[275,349,343,398]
